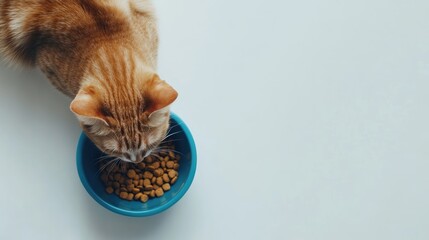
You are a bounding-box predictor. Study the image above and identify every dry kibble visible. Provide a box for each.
[168,170,177,178]
[119,192,128,199]
[173,163,180,170]
[143,171,153,179]
[126,184,135,192]
[166,161,174,169]
[155,188,164,197]
[151,162,160,169]
[137,162,146,169]
[127,193,134,201]
[127,169,136,178]
[140,194,149,203]
[162,174,170,183]
[145,156,154,163]
[134,192,143,200]
[154,168,164,177]
[143,179,151,187]
[162,183,171,191]
[99,142,180,203]
[156,177,164,186]
[106,187,114,194]
[150,190,155,198]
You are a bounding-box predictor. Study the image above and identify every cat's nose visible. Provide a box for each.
[135,154,143,163]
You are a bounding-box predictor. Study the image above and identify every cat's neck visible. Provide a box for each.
[81,45,156,96]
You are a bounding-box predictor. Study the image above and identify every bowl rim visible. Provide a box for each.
[76,112,197,217]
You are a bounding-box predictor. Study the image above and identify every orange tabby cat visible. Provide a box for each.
[0,0,178,163]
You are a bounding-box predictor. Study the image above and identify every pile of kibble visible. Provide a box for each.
[99,146,180,203]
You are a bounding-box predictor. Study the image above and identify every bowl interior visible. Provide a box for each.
[77,114,196,216]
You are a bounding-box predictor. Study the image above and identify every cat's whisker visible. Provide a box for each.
[160,131,183,143]
[149,153,162,160]
[160,138,185,144]
[93,156,115,165]
[106,160,114,171]
[165,122,182,136]
[99,159,115,172]
[165,130,183,138]
[97,158,118,175]
[94,155,115,165]
[106,158,120,175]
[168,121,186,130]
[96,154,114,160]
[152,148,184,156]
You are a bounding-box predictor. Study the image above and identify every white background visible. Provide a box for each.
[1,0,428,239]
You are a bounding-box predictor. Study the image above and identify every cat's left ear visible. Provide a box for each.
[144,74,178,126]
[70,86,109,126]
[144,74,178,114]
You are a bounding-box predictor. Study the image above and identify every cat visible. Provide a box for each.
[0,0,178,163]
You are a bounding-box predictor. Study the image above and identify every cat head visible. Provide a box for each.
[70,73,178,163]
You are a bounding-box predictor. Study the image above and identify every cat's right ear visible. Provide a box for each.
[70,87,109,126]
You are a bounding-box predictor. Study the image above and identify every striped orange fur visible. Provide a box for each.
[0,0,178,162]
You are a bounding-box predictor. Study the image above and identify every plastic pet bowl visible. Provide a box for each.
[76,112,197,217]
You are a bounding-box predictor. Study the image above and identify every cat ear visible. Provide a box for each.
[147,107,170,127]
[144,74,178,115]
[70,87,109,126]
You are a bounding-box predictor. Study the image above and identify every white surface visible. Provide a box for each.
[1,0,429,239]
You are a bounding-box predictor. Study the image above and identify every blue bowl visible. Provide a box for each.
[76,112,197,217]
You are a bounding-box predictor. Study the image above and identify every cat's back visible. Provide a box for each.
[0,0,157,66]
